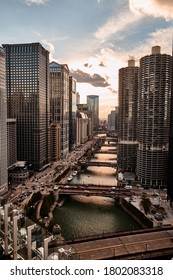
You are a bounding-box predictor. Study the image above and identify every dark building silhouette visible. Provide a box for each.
[167,48,173,204]
[3,43,51,170]
[0,46,8,194]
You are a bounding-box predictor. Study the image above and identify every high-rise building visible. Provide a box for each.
[69,76,77,150]
[49,61,69,158]
[108,110,116,131]
[115,106,119,132]
[0,46,8,194]
[76,111,89,145]
[87,95,99,130]
[136,46,172,187]
[76,92,80,105]
[3,43,51,171]
[167,49,173,204]
[50,123,61,161]
[77,104,93,139]
[7,119,17,168]
[117,59,139,171]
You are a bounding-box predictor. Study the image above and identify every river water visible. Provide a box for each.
[53,141,141,240]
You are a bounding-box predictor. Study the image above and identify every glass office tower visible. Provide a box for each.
[87,95,99,130]
[136,46,172,188]
[0,46,8,194]
[3,43,51,170]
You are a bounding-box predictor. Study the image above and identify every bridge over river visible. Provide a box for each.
[78,161,117,168]
[95,150,117,154]
[68,226,173,260]
[58,185,131,197]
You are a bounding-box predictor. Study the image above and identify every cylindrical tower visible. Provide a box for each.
[117,59,139,171]
[136,46,172,187]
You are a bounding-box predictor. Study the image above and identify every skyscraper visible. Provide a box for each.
[3,43,51,170]
[136,46,172,187]
[108,110,116,131]
[0,46,8,194]
[49,61,69,158]
[167,48,173,204]
[7,119,17,168]
[69,76,77,150]
[87,95,99,130]
[117,59,139,171]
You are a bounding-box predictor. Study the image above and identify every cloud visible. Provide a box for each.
[24,0,48,5]
[99,61,106,67]
[128,26,173,61]
[129,0,173,20]
[84,63,92,68]
[70,69,110,87]
[40,39,57,61]
[94,10,142,42]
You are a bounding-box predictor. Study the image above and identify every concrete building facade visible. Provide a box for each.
[69,76,77,150]
[117,59,139,172]
[136,46,172,187]
[50,123,61,161]
[49,62,69,158]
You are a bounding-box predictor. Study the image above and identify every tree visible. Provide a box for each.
[140,194,152,215]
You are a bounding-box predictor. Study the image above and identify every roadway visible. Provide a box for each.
[59,185,131,197]
[70,226,173,260]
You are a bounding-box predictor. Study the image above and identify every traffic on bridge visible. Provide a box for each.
[58,185,131,197]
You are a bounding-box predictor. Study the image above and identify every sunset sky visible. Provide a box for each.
[1,0,173,119]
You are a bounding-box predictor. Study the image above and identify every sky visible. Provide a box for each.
[0,0,173,120]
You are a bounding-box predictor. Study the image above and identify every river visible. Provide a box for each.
[53,140,141,240]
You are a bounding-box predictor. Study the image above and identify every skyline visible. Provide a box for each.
[1,0,173,119]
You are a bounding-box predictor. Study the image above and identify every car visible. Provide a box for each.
[124,185,132,190]
[155,213,163,221]
[152,192,159,197]
[141,192,147,197]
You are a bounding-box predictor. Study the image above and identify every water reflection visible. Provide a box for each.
[53,196,141,240]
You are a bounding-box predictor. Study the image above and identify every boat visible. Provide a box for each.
[72,171,78,176]
[67,175,73,181]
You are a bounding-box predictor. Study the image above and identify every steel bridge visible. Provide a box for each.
[58,185,131,197]
[78,161,117,168]
[95,150,117,154]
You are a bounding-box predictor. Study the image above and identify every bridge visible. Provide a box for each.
[58,185,131,197]
[67,226,173,260]
[102,143,117,146]
[78,161,117,168]
[95,150,117,154]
